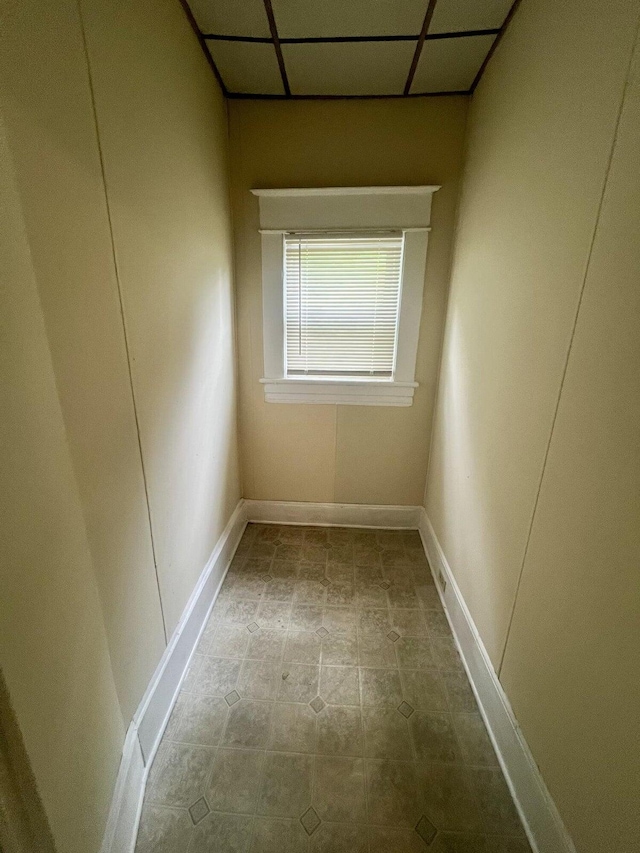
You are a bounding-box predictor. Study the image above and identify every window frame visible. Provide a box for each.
[283,230,405,379]
[253,186,439,407]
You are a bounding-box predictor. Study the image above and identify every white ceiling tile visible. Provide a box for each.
[189,0,270,37]
[429,0,513,34]
[410,33,496,92]
[283,41,416,96]
[208,41,284,95]
[273,0,427,38]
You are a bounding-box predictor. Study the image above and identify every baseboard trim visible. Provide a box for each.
[99,724,145,853]
[101,498,247,853]
[245,499,421,529]
[102,497,423,852]
[134,499,247,762]
[418,509,575,853]
[104,499,524,853]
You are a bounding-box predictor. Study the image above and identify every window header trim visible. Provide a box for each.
[259,227,431,235]
[251,186,440,198]
[256,186,435,406]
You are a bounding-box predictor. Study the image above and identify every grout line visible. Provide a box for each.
[262,0,291,96]
[497,17,640,677]
[404,0,439,95]
[154,734,500,766]
[75,0,168,643]
[148,524,522,853]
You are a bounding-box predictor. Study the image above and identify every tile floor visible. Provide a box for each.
[136,524,531,853]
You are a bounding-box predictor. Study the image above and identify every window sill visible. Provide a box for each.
[259,378,418,406]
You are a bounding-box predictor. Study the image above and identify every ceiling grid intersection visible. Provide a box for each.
[181,0,520,98]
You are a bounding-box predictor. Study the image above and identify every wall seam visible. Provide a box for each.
[422,98,472,509]
[0,113,130,737]
[75,0,168,644]
[497,14,640,677]
[223,100,246,500]
[228,110,258,498]
[239,113,261,500]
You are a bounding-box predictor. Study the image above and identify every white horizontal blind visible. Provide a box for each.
[284,233,404,377]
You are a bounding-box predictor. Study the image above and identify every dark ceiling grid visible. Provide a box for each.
[183,0,522,99]
[203,34,272,43]
[202,31,501,44]
[262,0,290,95]
[470,0,522,92]
[225,89,470,101]
[404,0,438,95]
[178,0,227,95]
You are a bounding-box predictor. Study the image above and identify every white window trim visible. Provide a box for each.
[253,186,439,406]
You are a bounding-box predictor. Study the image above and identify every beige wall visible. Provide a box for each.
[499,31,640,853]
[425,0,640,665]
[0,0,165,725]
[425,0,640,850]
[229,97,468,505]
[0,112,124,853]
[80,0,241,636]
[1,0,239,849]
[1,0,240,711]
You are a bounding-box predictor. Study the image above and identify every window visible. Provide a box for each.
[284,233,404,378]
[253,186,439,406]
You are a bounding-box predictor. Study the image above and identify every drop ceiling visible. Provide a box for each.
[181,0,519,98]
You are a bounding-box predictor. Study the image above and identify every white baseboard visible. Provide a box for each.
[245,499,421,529]
[134,499,247,762]
[101,498,247,853]
[100,725,145,853]
[418,509,575,853]
[102,498,575,853]
[102,497,421,853]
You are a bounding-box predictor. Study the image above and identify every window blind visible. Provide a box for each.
[284,233,404,377]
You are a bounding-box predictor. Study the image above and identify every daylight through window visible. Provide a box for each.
[284,233,404,377]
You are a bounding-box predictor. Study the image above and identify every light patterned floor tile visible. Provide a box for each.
[136,525,530,853]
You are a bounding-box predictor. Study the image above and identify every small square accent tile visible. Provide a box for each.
[247,622,260,633]
[415,814,437,845]
[320,578,331,587]
[260,574,273,583]
[398,701,415,719]
[310,696,326,713]
[300,806,321,835]
[378,581,391,590]
[188,796,210,825]
[224,690,241,707]
[316,627,330,639]
[387,630,400,642]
